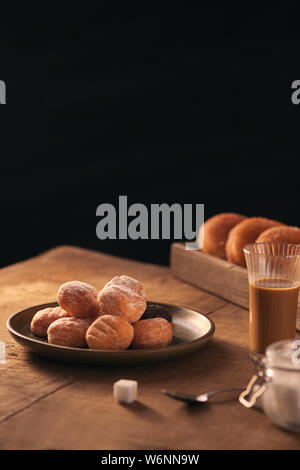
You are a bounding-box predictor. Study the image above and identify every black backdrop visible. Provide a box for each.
[1,5,300,267]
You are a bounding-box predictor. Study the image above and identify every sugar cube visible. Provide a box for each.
[113,379,138,404]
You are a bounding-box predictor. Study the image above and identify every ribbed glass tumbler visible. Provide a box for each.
[243,243,300,356]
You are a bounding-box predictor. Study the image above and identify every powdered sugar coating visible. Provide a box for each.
[98,284,146,323]
[47,317,89,348]
[57,280,99,319]
[131,318,173,349]
[86,314,134,350]
[104,275,146,298]
[30,307,70,337]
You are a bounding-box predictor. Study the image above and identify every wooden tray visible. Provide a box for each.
[170,242,300,330]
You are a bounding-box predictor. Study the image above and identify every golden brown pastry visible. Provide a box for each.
[131,317,173,349]
[47,317,90,348]
[30,307,70,337]
[256,226,300,244]
[57,280,99,320]
[200,213,247,258]
[98,284,146,323]
[86,314,134,350]
[225,217,284,267]
[103,275,146,298]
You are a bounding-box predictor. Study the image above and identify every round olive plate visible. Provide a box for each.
[7,301,215,366]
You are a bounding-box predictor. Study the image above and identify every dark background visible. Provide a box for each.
[1,5,300,267]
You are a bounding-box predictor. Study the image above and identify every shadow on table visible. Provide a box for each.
[124,337,245,377]
[120,400,163,422]
[26,351,99,377]
[24,337,251,388]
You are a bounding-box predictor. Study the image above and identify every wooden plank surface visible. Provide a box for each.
[170,243,300,330]
[170,243,249,308]
[0,245,299,449]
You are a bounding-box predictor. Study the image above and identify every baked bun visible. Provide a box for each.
[256,226,300,244]
[103,275,146,298]
[86,315,134,350]
[98,284,146,323]
[57,280,99,320]
[30,306,70,337]
[131,318,173,349]
[47,317,89,348]
[225,217,284,267]
[200,213,247,258]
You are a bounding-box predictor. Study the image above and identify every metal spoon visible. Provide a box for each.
[160,386,244,404]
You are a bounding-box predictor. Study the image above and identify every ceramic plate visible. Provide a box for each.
[7,301,215,366]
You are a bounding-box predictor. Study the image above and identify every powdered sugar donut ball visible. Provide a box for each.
[103,275,146,298]
[47,317,89,348]
[57,281,99,320]
[131,317,173,349]
[98,284,146,323]
[86,315,134,350]
[30,306,70,337]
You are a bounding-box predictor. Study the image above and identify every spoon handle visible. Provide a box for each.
[160,389,204,403]
[161,386,244,404]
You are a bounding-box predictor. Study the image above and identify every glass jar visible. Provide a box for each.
[239,339,300,432]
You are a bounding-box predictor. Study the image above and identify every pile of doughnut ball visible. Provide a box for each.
[201,213,300,267]
[30,275,173,350]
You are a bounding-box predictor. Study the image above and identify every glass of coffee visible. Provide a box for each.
[243,242,300,357]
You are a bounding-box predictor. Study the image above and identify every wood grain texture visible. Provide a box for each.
[170,243,300,330]
[0,246,224,426]
[0,245,299,449]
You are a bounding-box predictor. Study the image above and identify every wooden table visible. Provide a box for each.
[0,245,299,450]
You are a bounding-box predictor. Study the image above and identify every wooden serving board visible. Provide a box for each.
[170,242,300,330]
